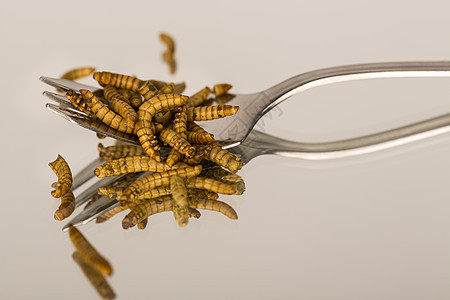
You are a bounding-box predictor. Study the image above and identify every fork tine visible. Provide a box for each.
[72,157,104,191]
[42,91,76,109]
[62,196,119,231]
[74,175,126,207]
[40,76,100,92]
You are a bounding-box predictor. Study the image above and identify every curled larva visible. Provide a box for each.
[103,85,137,125]
[53,187,75,221]
[93,71,143,92]
[69,226,113,276]
[49,154,72,198]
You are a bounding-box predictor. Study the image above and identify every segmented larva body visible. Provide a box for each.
[194,198,238,219]
[68,226,113,276]
[201,166,245,194]
[170,176,189,227]
[148,79,168,90]
[202,146,243,173]
[53,188,75,221]
[97,186,127,200]
[125,186,172,204]
[173,82,186,94]
[186,105,239,121]
[97,143,146,161]
[216,93,236,105]
[126,165,202,195]
[96,133,106,139]
[103,85,137,125]
[188,188,219,200]
[166,106,188,166]
[137,80,159,101]
[72,252,116,300]
[117,89,133,102]
[94,155,171,178]
[212,83,232,97]
[188,207,201,219]
[162,51,177,74]
[186,86,211,108]
[135,94,189,160]
[186,177,236,195]
[61,67,96,81]
[96,205,127,223]
[65,90,95,117]
[49,154,72,198]
[159,128,196,158]
[93,71,143,92]
[157,82,175,95]
[122,195,173,229]
[187,131,214,144]
[80,89,135,134]
[154,110,172,124]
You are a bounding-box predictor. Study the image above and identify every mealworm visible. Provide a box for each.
[97,186,127,200]
[117,89,133,102]
[97,143,146,161]
[137,217,148,230]
[49,154,72,198]
[65,90,95,117]
[160,32,175,53]
[185,177,236,195]
[103,85,137,124]
[188,207,201,219]
[186,105,239,121]
[201,166,245,194]
[94,155,171,178]
[173,82,186,94]
[186,131,214,144]
[126,165,202,195]
[215,93,236,105]
[124,186,172,205]
[185,87,211,108]
[122,195,173,229]
[80,89,135,134]
[96,205,127,223]
[212,83,232,97]
[154,109,172,124]
[194,198,238,219]
[166,106,188,166]
[188,188,219,200]
[53,187,75,221]
[157,82,175,95]
[201,145,243,173]
[129,91,143,108]
[162,51,177,74]
[159,128,196,158]
[93,71,143,92]
[170,176,189,227]
[96,133,106,139]
[137,80,160,101]
[72,252,116,300]
[69,226,113,276]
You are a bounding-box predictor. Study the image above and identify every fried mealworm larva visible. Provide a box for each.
[61,67,96,81]
[194,198,238,219]
[103,86,137,124]
[65,90,95,117]
[166,106,188,166]
[96,205,127,223]
[135,94,189,160]
[93,71,143,92]
[186,131,214,144]
[69,226,113,276]
[160,32,175,53]
[117,89,133,102]
[80,89,135,134]
[129,91,143,108]
[170,176,189,227]
[122,195,173,229]
[173,82,186,94]
[188,188,219,200]
[201,166,245,194]
[53,186,75,221]
[97,143,146,161]
[127,165,202,195]
[188,207,201,219]
[72,252,116,300]
[159,128,196,158]
[96,133,106,139]
[124,186,172,204]
[163,51,177,74]
[137,80,159,101]
[213,83,232,97]
[216,93,236,105]
[49,154,72,198]
[157,82,175,95]
[186,177,236,195]
[186,86,211,108]
[97,186,127,200]
[154,109,172,124]
[94,155,170,178]
[186,105,239,121]
[201,146,244,173]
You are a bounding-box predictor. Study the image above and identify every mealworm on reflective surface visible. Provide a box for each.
[97,143,146,161]
[93,71,143,92]
[212,83,232,97]
[94,155,170,178]
[49,154,72,198]
[186,177,236,195]
[186,105,239,121]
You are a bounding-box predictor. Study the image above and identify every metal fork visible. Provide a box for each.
[41,61,450,229]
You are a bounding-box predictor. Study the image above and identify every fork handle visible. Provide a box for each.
[261,61,450,115]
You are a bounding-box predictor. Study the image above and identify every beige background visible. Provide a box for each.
[1,0,450,299]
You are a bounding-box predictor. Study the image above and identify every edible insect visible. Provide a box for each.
[49,154,72,198]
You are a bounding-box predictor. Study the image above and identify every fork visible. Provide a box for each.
[41,61,450,229]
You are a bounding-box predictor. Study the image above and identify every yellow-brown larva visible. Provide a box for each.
[159,128,196,158]
[61,67,96,81]
[126,165,202,196]
[135,94,189,160]
[103,86,138,125]
[185,177,236,195]
[96,133,106,139]
[122,195,173,229]
[68,226,113,276]
[162,51,177,74]
[80,89,135,134]
[97,186,127,200]
[137,80,159,101]
[188,188,219,200]
[194,198,238,220]
[188,207,201,219]
[65,90,95,117]
[186,87,211,108]
[201,166,245,195]
[124,186,172,205]
[213,83,232,97]
[166,106,188,166]
[72,252,116,300]
[54,187,75,221]
[170,176,189,227]
[129,91,143,108]
[173,82,186,94]
[97,143,146,161]
[186,131,214,144]
[137,218,148,230]
[49,154,72,198]
[117,89,133,102]
[201,146,244,173]
[160,32,175,53]
[157,82,175,95]
[94,155,171,178]
[186,105,239,121]
[96,205,128,223]
[93,71,143,92]
[215,93,236,105]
